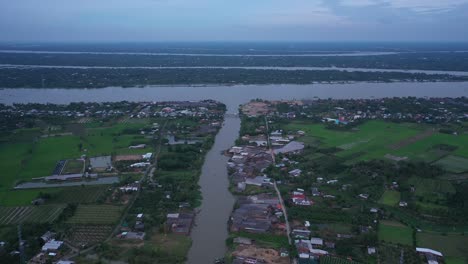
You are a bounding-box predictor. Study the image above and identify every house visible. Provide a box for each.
[166,212,195,235]
[129,144,146,149]
[368,247,377,255]
[31,198,45,205]
[41,240,63,252]
[273,141,304,155]
[311,188,320,197]
[326,180,338,185]
[245,176,272,187]
[359,193,369,200]
[399,201,408,207]
[416,248,443,257]
[118,231,145,240]
[233,237,253,245]
[416,247,444,264]
[40,231,56,242]
[289,169,302,177]
[130,162,150,168]
[292,229,311,239]
[310,237,323,246]
[142,153,153,160]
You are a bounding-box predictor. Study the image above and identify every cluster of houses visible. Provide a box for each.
[231,194,284,234]
[117,213,146,240]
[28,231,70,264]
[130,100,225,120]
[240,98,468,127]
[291,189,313,206]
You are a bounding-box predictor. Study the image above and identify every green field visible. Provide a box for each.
[378,221,413,246]
[434,155,468,173]
[67,205,122,224]
[408,177,455,200]
[21,136,83,179]
[283,120,468,164]
[0,205,65,225]
[0,189,61,206]
[0,142,33,190]
[417,232,468,261]
[379,190,401,206]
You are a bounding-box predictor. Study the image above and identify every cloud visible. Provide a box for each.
[248,0,349,27]
[339,0,468,13]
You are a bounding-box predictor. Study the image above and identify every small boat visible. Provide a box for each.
[214,258,225,264]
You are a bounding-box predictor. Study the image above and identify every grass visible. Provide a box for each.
[417,232,468,260]
[0,142,32,190]
[434,155,468,173]
[0,189,60,206]
[67,205,122,225]
[21,136,83,179]
[283,120,468,164]
[445,257,468,264]
[284,120,422,162]
[379,190,401,206]
[378,220,413,246]
[233,231,289,249]
[150,233,192,259]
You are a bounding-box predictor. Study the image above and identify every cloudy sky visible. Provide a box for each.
[1,0,468,42]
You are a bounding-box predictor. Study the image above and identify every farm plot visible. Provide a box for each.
[67,225,113,247]
[0,205,65,225]
[48,185,110,204]
[61,159,84,175]
[434,155,468,173]
[408,177,455,200]
[320,256,360,264]
[378,220,413,246]
[66,205,122,224]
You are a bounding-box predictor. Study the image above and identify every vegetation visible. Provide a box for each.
[0,67,465,88]
[378,221,413,246]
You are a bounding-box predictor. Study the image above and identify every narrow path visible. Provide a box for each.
[274,182,292,245]
[265,116,296,263]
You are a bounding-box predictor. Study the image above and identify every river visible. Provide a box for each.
[1,82,468,263]
[186,115,239,264]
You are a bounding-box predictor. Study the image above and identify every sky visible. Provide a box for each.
[1,0,468,42]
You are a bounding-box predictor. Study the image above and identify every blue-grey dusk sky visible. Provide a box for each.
[1,0,468,42]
